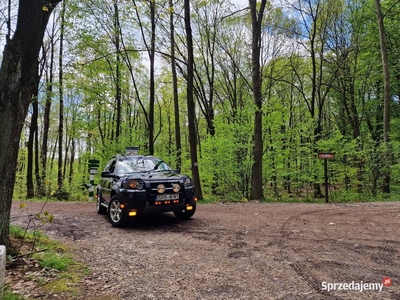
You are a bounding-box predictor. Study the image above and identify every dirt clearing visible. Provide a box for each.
[8,201,400,299]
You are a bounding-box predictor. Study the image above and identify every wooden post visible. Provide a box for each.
[0,245,5,299]
[324,159,328,203]
[318,153,335,203]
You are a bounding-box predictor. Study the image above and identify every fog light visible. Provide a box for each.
[194,197,198,202]
[129,211,137,217]
[157,184,165,193]
[186,205,193,211]
[120,204,125,209]
[172,183,181,193]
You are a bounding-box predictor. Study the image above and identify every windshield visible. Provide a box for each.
[115,156,173,175]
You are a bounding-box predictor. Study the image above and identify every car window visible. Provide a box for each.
[103,159,115,172]
[116,160,135,175]
[151,159,172,171]
[109,160,117,173]
[116,157,172,173]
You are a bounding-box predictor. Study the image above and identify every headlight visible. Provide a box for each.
[184,178,192,187]
[172,183,181,193]
[121,179,144,190]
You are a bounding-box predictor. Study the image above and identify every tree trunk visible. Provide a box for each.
[114,1,122,141]
[35,112,41,195]
[149,1,156,155]
[57,0,66,192]
[375,0,391,193]
[249,0,267,200]
[39,44,55,197]
[27,95,39,198]
[184,0,203,200]
[69,138,76,185]
[169,0,182,170]
[0,0,61,248]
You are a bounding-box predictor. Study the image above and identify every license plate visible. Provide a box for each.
[156,194,179,201]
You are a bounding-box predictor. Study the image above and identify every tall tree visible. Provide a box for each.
[192,0,224,137]
[113,0,122,141]
[132,0,157,154]
[39,29,57,197]
[184,0,203,200]
[0,0,62,248]
[26,91,39,198]
[169,0,182,170]
[58,0,66,191]
[375,0,391,193]
[30,17,58,198]
[249,0,267,200]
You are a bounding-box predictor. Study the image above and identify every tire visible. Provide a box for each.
[96,190,107,215]
[108,196,128,227]
[173,203,196,220]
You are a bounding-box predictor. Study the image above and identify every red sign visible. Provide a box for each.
[383,277,392,287]
[318,153,335,159]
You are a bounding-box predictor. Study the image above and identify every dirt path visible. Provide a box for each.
[8,201,400,299]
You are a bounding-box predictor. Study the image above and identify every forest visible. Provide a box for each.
[2,0,400,203]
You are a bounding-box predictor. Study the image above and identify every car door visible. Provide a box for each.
[101,158,117,203]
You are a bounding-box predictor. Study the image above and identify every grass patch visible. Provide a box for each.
[33,252,73,271]
[6,225,90,299]
[3,288,25,300]
[39,257,89,296]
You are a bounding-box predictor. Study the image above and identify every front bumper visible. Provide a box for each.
[117,187,196,216]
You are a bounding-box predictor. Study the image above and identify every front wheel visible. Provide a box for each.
[108,196,128,227]
[174,203,196,220]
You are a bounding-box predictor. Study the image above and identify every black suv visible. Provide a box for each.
[96,155,197,226]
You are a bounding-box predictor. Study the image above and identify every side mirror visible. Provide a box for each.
[101,171,114,178]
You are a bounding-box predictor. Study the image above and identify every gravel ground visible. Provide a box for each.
[8,200,400,299]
